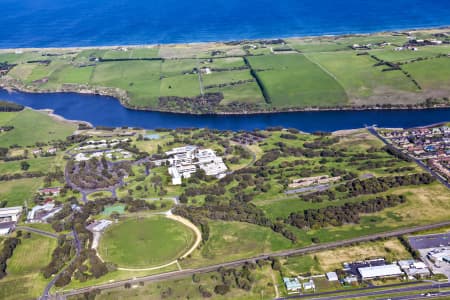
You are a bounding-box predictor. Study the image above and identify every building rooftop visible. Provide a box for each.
[358,264,403,279]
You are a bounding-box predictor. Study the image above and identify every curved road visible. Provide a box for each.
[55,220,450,299]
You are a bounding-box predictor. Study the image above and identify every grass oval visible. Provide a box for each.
[98,215,194,268]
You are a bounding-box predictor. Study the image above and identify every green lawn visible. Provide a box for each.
[0,109,76,147]
[247,54,348,107]
[99,216,195,268]
[0,178,42,207]
[181,220,293,268]
[0,156,57,174]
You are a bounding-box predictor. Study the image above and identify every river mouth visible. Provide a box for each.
[1,89,449,132]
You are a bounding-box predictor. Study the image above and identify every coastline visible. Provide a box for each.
[34,107,93,128]
[0,25,449,51]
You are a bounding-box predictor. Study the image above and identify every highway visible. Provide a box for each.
[54,220,450,299]
[277,282,450,299]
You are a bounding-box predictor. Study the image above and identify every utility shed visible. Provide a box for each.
[326,272,339,281]
[358,264,403,279]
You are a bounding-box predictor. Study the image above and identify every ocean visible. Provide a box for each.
[1,0,450,48]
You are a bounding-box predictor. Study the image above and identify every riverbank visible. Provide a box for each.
[2,88,449,132]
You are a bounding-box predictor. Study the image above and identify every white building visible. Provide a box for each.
[0,206,23,223]
[303,280,315,291]
[326,272,339,281]
[27,203,62,223]
[164,145,228,185]
[358,264,403,280]
[87,219,113,232]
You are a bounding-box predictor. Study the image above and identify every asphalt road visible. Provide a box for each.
[294,282,450,300]
[54,220,450,299]
[16,226,59,239]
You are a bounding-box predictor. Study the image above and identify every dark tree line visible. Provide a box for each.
[0,100,24,112]
[344,173,434,197]
[0,237,20,279]
[286,195,406,229]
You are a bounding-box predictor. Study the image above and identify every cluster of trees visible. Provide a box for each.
[0,237,20,279]
[42,234,75,279]
[45,197,120,286]
[0,126,14,132]
[67,157,132,189]
[0,100,24,112]
[286,195,406,229]
[344,173,434,197]
[204,78,254,90]
[158,93,224,114]
[398,236,420,259]
[383,145,412,162]
[0,171,45,181]
[56,249,110,287]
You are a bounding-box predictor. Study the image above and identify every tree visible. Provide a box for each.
[214,284,230,295]
[20,161,30,171]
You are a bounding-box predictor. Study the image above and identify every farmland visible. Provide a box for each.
[1,28,450,114]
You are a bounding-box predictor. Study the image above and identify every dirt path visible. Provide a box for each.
[166,214,202,259]
[271,269,280,298]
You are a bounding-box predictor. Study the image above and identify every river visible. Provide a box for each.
[1,89,448,132]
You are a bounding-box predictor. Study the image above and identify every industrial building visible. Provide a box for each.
[398,260,430,278]
[0,206,23,236]
[358,264,403,280]
[27,202,62,223]
[0,206,23,223]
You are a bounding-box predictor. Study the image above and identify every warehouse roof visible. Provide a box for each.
[358,264,403,279]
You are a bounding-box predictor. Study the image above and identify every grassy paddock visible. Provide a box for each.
[0,109,76,147]
[247,54,348,107]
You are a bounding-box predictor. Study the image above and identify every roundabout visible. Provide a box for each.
[98,214,200,270]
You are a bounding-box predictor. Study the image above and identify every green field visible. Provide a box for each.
[0,109,76,147]
[0,234,56,300]
[99,216,195,268]
[306,51,420,105]
[0,178,43,207]
[247,54,348,107]
[182,220,293,268]
[403,57,450,90]
[90,60,161,107]
[2,29,449,113]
